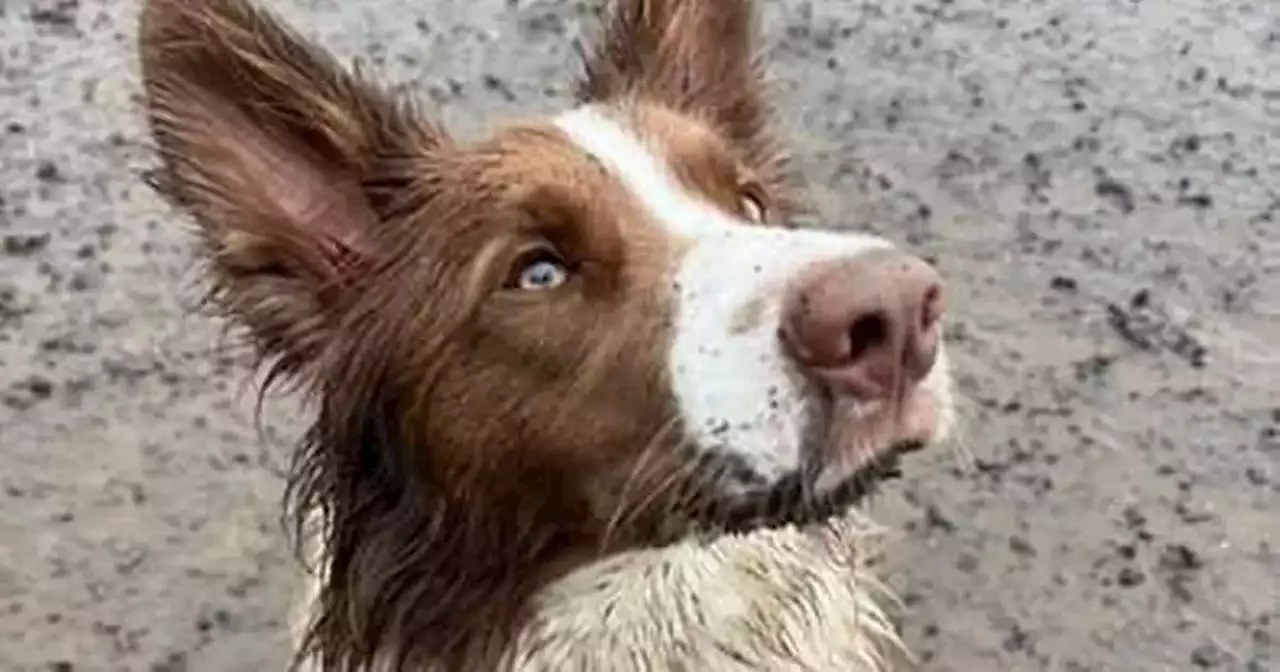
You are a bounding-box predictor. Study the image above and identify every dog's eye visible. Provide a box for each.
[740,186,768,223]
[511,249,569,291]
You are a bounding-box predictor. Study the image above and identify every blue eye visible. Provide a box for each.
[516,257,569,291]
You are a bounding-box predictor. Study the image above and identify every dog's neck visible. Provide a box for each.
[506,513,905,672]
[297,510,905,672]
[292,391,907,670]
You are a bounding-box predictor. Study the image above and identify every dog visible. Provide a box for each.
[137,0,958,669]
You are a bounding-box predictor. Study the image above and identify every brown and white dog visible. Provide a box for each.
[137,0,958,669]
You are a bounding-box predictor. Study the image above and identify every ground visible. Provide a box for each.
[1,0,1277,670]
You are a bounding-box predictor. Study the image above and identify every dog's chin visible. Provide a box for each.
[703,389,942,535]
[711,438,927,535]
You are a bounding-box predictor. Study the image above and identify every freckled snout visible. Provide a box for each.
[780,250,944,401]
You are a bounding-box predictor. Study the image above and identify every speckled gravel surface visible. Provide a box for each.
[1,0,1277,670]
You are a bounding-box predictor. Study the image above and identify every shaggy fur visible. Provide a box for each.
[508,515,905,672]
[137,0,951,670]
[288,511,908,672]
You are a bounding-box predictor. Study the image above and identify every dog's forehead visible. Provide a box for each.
[550,103,757,244]
[438,105,735,250]
[461,121,605,185]
[550,104,736,190]
[472,107,726,193]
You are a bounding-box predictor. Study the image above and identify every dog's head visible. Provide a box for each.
[139,0,955,666]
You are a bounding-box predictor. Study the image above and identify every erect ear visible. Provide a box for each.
[138,0,446,377]
[575,0,772,156]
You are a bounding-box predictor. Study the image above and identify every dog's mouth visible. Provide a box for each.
[701,388,940,534]
[713,439,926,534]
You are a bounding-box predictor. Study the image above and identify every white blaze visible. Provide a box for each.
[554,106,950,485]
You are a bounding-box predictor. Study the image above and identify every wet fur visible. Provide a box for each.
[138,0,919,670]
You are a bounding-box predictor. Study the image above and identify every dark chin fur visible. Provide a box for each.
[709,439,928,534]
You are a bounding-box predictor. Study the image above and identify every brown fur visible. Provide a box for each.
[137,0,872,670]
[625,104,777,224]
[576,0,800,216]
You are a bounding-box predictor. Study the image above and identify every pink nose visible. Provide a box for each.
[779,250,944,400]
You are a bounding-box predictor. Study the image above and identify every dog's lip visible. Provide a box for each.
[713,389,938,534]
[715,438,925,535]
[811,388,937,494]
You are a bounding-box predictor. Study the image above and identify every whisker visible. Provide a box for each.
[599,414,682,550]
[946,402,976,473]
[613,431,707,540]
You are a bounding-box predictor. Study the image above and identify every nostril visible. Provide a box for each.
[846,313,888,361]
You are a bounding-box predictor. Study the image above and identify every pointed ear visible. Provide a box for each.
[138,0,446,377]
[575,0,771,153]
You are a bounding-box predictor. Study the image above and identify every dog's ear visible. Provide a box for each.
[138,0,446,377]
[575,0,771,153]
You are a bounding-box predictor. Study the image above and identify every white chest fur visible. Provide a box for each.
[504,513,904,672]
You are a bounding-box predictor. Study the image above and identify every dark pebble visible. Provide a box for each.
[35,161,64,183]
[1095,176,1136,214]
[1189,642,1229,668]
[3,233,51,256]
[1159,543,1204,571]
[1050,275,1078,291]
[1117,566,1146,587]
